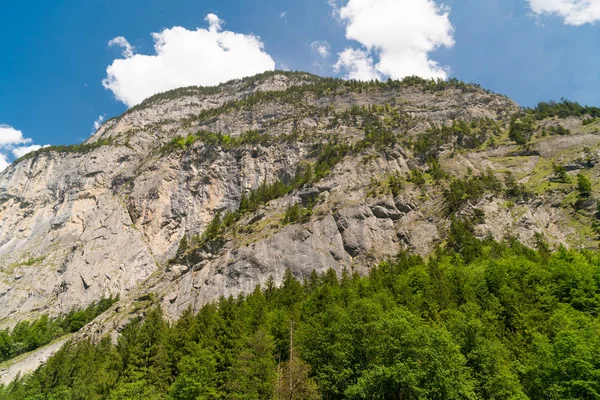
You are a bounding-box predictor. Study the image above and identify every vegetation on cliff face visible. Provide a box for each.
[14,137,115,164]
[160,130,303,154]
[173,138,352,264]
[2,231,599,399]
[509,115,537,145]
[130,71,493,117]
[527,99,600,120]
[412,119,502,160]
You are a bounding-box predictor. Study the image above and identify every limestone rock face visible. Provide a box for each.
[0,71,597,346]
[0,147,156,324]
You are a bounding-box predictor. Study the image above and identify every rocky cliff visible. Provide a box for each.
[1,71,599,350]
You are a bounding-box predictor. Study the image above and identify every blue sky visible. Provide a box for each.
[0,0,599,168]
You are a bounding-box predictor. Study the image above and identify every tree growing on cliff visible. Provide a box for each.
[509,115,536,145]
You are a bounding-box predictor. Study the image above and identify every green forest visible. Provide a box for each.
[0,297,117,364]
[1,233,599,400]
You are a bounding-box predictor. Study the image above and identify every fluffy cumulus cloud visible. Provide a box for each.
[0,125,45,171]
[311,40,331,59]
[108,36,134,58]
[0,125,29,146]
[332,0,455,81]
[527,0,600,25]
[334,48,381,80]
[103,14,276,107]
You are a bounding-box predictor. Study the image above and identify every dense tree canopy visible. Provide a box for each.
[0,297,117,364]
[1,233,599,399]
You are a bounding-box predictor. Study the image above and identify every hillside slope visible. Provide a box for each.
[1,71,600,348]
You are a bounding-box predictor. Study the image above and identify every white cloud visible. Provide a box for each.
[92,114,106,133]
[328,0,340,15]
[108,36,134,58]
[0,125,48,171]
[332,0,455,80]
[311,40,331,59]
[11,145,43,158]
[527,0,600,25]
[334,48,381,80]
[0,124,30,146]
[0,155,9,172]
[103,14,276,107]
[205,13,223,31]
[279,11,288,20]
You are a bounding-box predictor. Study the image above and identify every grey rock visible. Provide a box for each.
[372,206,403,220]
[394,195,416,213]
[371,199,403,220]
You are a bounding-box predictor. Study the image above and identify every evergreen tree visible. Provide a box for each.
[169,344,219,400]
[3,234,600,400]
[227,329,277,399]
[577,173,592,197]
[275,322,320,400]
[509,115,536,145]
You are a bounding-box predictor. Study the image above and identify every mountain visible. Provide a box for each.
[1,71,599,383]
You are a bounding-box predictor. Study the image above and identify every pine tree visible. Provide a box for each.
[279,269,303,308]
[275,321,319,400]
[227,329,277,399]
[169,344,219,400]
[577,173,592,197]
[175,234,188,259]
[118,308,172,394]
